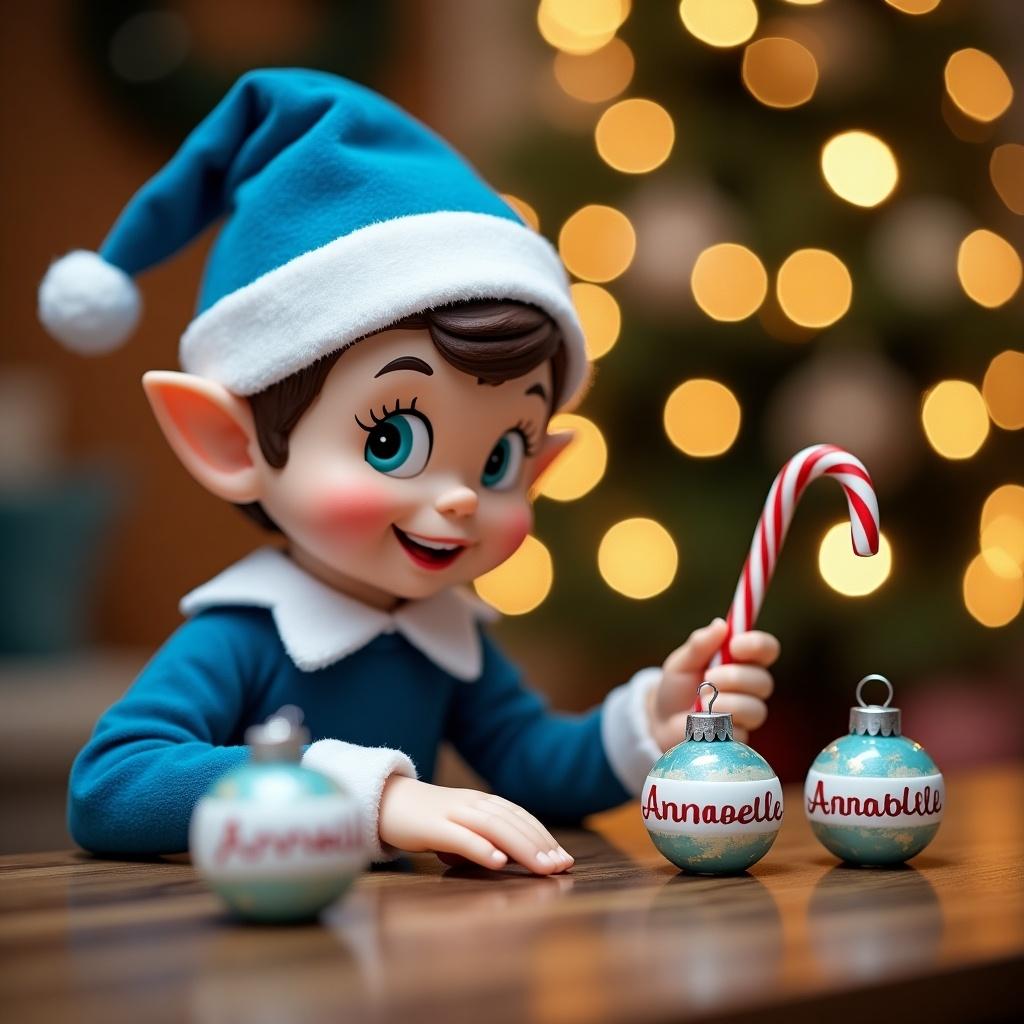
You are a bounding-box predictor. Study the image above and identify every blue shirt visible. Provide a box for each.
[68,605,631,854]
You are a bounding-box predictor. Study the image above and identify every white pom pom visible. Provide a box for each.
[38,250,142,355]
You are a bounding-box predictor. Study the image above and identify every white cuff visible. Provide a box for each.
[600,667,665,797]
[302,739,418,862]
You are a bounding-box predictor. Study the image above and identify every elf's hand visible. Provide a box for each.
[379,776,573,875]
[647,618,779,750]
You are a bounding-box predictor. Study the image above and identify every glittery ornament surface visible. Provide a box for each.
[805,734,943,866]
[643,737,783,875]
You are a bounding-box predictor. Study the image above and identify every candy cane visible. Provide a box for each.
[699,444,880,705]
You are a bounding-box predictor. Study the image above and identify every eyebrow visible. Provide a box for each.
[525,382,548,403]
[374,356,434,378]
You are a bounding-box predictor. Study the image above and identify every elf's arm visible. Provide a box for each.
[444,630,639,821]
[69,607,417,859]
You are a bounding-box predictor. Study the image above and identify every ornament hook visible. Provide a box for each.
[697,681,719,713]
[856,674,894,709]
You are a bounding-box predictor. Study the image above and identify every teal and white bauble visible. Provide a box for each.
[805,675,944,867]
[190,707,366,922]
[642,683,783,875]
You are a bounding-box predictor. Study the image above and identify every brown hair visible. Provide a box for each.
[239,300,565,531]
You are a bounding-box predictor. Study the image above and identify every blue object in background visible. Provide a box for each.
[0,468,118,654]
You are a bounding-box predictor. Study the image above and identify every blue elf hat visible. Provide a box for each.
[38,68,588,407]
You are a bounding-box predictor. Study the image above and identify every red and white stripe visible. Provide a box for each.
[703,445,879,693]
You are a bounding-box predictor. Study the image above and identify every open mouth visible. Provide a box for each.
[392,526,468,570]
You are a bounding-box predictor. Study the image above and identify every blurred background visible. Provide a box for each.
[1,0,1021,853]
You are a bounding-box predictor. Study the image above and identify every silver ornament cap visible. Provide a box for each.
[849,674,902,737]
[245,705,310,762]
[685,682,734,742]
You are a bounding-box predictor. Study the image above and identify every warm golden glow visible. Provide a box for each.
[921,380,989,460]
[821,131,899,208]
[885,0,942,13]
[818,524,892,597]
[944,48,1014,123]
[535,413,608,502]
[571,282,621,359]
[598,517,678,599]
[690,243,768,322]
[957,229,1022,309]
[963,552,1023,628]
[776,249,853,329]
[983,350,1024,431]
[474,534,553,615]
[678,0,757,49]
[741,37,818,109]
[537,0,629,55]
[981,485,1024,572]
[558,205,636,283]
[553,37,634,103]
[982,516,1024,574]
[663,379,742,458]
[990,144,1024,215]
[982,485,1024,532]
[501,194,540,232]
[595,98,675,174]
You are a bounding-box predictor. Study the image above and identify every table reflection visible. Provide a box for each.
[808,863,943,980]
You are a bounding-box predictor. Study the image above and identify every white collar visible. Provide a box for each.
[179,547,498,681]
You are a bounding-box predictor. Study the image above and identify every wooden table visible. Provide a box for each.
[1,765,1021,1024]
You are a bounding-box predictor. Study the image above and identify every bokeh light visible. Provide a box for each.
[818,524,892,597]
[980,484,1024,575]
[501,194,540,231]
[553,37,634,103]
[598,518,678,599]
[537,0,629,55]
[558,205,636,282]
[982,516,1024,574]
[741,37,818,109]
[595,98,675,174]
[921,380,989,459]
[983,350,1024,431]
[690,243,768,321]
[885,0,942,13]
[535,413,608,501]
[663,379,742,457]
[571,282,621,359]
[474,534,553,615]
[944,48,1014,123]
[821,131,899,208]
[957,229,1022,309]
[990,144,1024,215]
[678,0,757,49]
[776,249,853,328]
[963,553,1023,628]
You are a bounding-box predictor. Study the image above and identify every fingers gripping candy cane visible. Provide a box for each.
[699,445,880,705]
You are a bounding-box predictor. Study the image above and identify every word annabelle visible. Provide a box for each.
[643,784,783,827]
[806,780,943,820]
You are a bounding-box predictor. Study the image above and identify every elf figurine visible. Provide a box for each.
[41,70,779,874]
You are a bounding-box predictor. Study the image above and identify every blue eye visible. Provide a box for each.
[482,431,526,490]
[363,412,432,477]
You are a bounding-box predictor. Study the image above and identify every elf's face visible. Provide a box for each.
[255,328,559,607]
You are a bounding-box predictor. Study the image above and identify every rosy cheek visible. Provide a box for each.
[309,481,401,535]
[495,505,533,560]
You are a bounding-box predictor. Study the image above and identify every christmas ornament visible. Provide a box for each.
[642,683,784,874]
[805,675,945,866]
[698,443,880,709]
[190,707,366,921]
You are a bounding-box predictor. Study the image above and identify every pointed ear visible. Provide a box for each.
[142,370,262,503]
[527,430,575,492]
